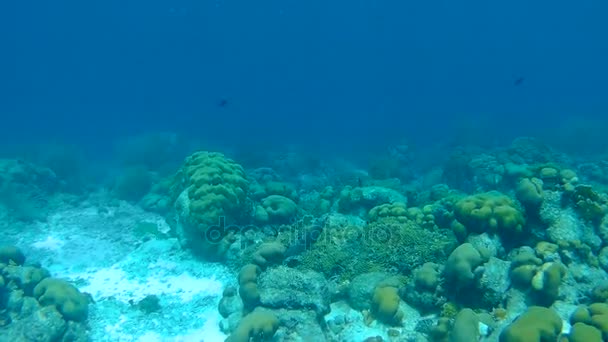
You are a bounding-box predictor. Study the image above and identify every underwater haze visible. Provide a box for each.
[2,1,608,342]
[2,0,608,151]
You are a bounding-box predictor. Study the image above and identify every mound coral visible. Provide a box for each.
[568,184,608,224]
[566,303,608,340]
[250,180,298,201]
[499,306,562,342]
[371,285,403,326]
[368,202,408,223]
[530,262,566,306]
[454,191,525,240]
[515,177,544,210]
[401,262,445,313]
[565,323,602,342]
[33,278,89,322]
[226,310,279,342]
[0,247,89,340]
[238,264,261,312]
[0,245,26,265]
[254,195,298,224]
[444,243,486,289]
[451,309,480,341]
[174,151,250,259]
[252,242,286,268]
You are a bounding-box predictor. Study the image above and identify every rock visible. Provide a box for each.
[258,266,330,317]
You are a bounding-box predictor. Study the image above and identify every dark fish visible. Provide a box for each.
[514,77,525,86]
[217,98,229,107]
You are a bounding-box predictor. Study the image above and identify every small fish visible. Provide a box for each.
[217,98,229,107]
[513,76,525,86]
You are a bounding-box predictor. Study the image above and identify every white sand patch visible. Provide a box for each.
[74,265,223,303]
[31,235,65,251]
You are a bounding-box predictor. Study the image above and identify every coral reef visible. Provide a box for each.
[0,246,89,340]
[6,135,608,341]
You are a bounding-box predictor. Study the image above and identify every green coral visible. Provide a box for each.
[371,285,403,326]
[509,250,542,289]
[538,166,561,188]
[406,205,438,230]
[298,236,353,280]
[252,242,286,268]
[250,180,298,201]
[531,262,566,306]
[175,151,249,259]
[317,186,336,214]
[444,243,486,289]
[454,191,525,239]
[299,218,455,281]
[499,306,562,342]
[33,278,89,322]
[569,184,608,224]
[515,177,544,210]
[8,265,51,296]
[413,262,441,290]
[368,202,408,222]
[254,195,298,224]
[184,151,249,222]
[238,264,261,312]
[0,245,26,265]
[226,310,279,342]
[536,166,578,191]
[568,303,608,338]
[368,203,437,228]
[429,317,451,342]
[565,323,602,342]
[451,309,480,342]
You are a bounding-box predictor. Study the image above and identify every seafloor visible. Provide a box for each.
[1,135,608,342]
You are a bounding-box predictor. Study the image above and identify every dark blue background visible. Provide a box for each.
[1,0,607,151]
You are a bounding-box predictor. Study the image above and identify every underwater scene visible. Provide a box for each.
[2,0,608,341]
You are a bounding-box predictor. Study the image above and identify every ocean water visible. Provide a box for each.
[1,1,608,341]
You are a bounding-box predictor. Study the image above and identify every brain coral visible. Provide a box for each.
[174,151,250,259]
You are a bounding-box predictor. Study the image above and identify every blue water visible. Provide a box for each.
[2,0,607,153]
[3,2,608,341]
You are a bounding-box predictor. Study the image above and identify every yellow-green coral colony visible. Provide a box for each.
[371,285,403,326]
[0,245,90,340]
[156,147,608,342]
[453,191,525,239]
[5,137,608,342]
[149,149,608,341]
[174,152,250,259]
[499,306,563,342]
